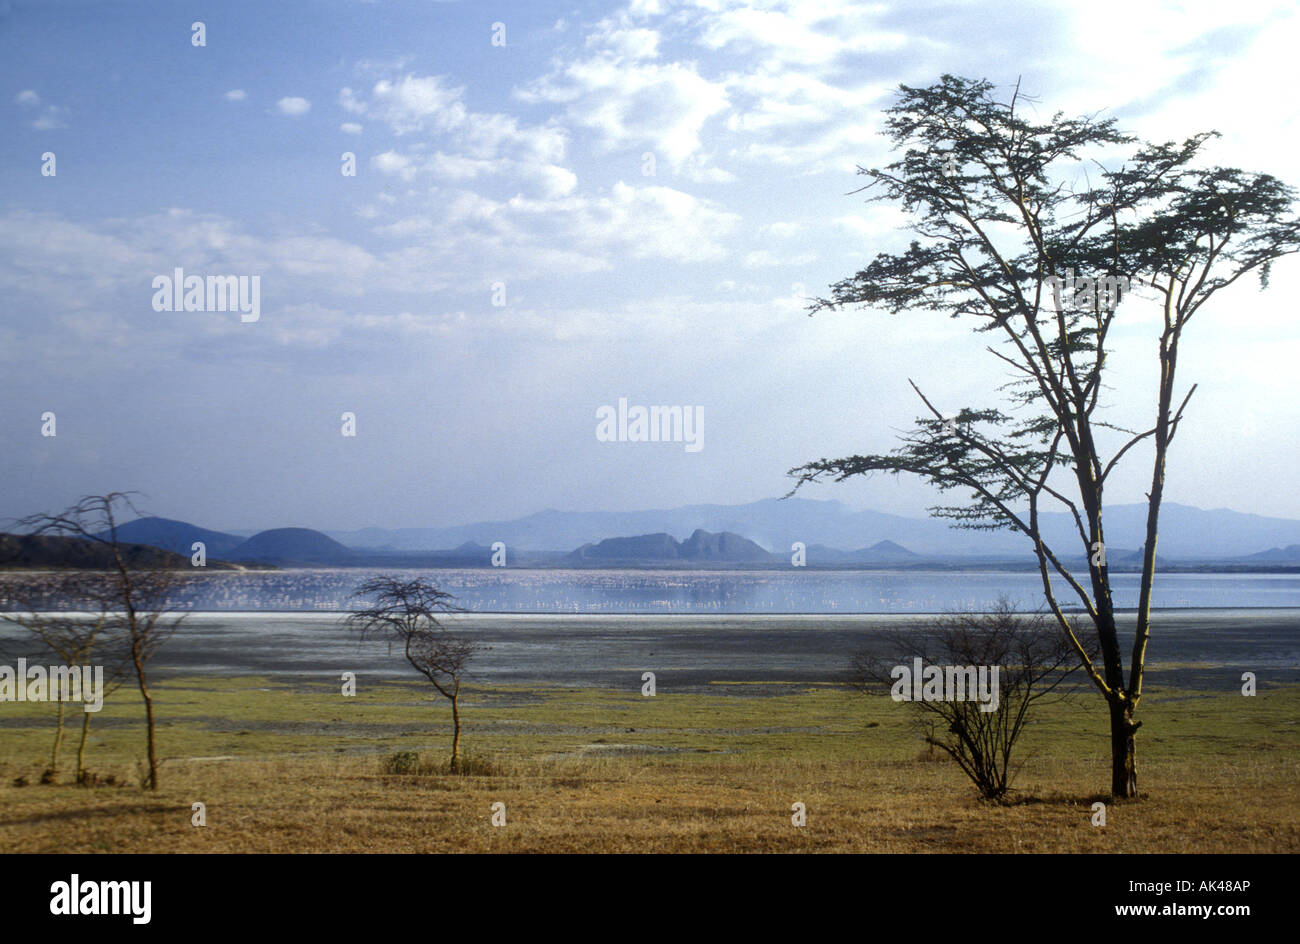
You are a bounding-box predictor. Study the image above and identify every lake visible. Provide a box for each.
[4,570,1298,693]
[7,568,1300,614]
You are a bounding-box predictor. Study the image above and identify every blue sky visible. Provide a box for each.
[2,0,1299,533]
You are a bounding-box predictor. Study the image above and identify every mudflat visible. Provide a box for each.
[27,608,1291,693]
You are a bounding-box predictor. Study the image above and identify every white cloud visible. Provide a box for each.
[363,177,737,283]
[743,248,818,268]
[425,151,503,180]
[223,89,247,102]
[339,86,367,115]
[681,160,738,183]
[341,75,463,135]
[276,96,311,116]
[512,2,904,173]
[533,163,579,198]
[372,150,417,181]
[696,0,907,68]
[370,150,577,197]
[343,74,568,162]
[716,68,894,171]
[31,106,68,130]
[764,222,803,238]
[348,71,575,202]
[519,57,728,167]
[500,180,739,262]
[587,24,661,60]
[834,207,911,237]
[0,190,723,346]
[461,111,567,163]
[0,207,389,308]
[340,122,363,134]
[15,89,68,129]
[506,0,908,173]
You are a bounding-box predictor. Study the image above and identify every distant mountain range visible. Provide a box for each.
[802,540,921,564]
[6,498,1300,570]
[96,519,358,567]
[106,516,247,558]
[226,528,354,564]
[1242,544,1300,563]
[0,532,247,571]
[320,498,1300,562]
[571,529,773,563]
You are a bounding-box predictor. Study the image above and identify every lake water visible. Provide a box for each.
[7,568,1300,614]
[4,571,1298,692]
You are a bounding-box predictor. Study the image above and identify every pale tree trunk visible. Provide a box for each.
[77,709,92,784]
[50,701,65,778]
[1118,333,1178,799]
[120,556,161,792]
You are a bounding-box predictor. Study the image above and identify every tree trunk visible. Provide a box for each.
[450,692,461,774]
[1109,699,1138,798]
[51,700,65,777]
[143,689,158,790]
[77,709,92,784]
[137,658,159,790]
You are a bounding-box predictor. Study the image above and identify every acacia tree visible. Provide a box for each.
[17,493,186,790]
[789,75,1300,798]
[346,576,478,773]
[1,578,129,784]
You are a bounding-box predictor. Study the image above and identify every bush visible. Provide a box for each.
[851,598,1090,800]
[451,753,500,777]
[381,750,501,778]
[383,751,421,776]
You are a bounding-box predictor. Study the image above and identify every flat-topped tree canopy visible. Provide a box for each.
[788,74,1300,798]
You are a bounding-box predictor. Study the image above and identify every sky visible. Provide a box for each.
[1,0,1298,533]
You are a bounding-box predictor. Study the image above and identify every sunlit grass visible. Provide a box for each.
[1,675,1295,852]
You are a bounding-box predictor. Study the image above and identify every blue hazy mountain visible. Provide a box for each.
[570,529,772,563]
[325,498,1300,560]
[227,528,355,565]
[0,532,247,570]
[328,498,964,555]
[101,519,354,565]
[97,516,245,558]
[86,500,1300,567]
[1241,544,1300,563]
[803,540,921,564]
[429,541,496,563]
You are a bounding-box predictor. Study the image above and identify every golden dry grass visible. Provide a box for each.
[2,753,1296,853]
[1,675,1296,853]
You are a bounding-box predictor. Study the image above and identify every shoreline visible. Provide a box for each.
[7,605,1300,618]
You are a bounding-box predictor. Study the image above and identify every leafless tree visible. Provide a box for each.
[345,575,478,773]
[852,598,1089,800]
[16,493,186,790]
[1,573,130,783]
